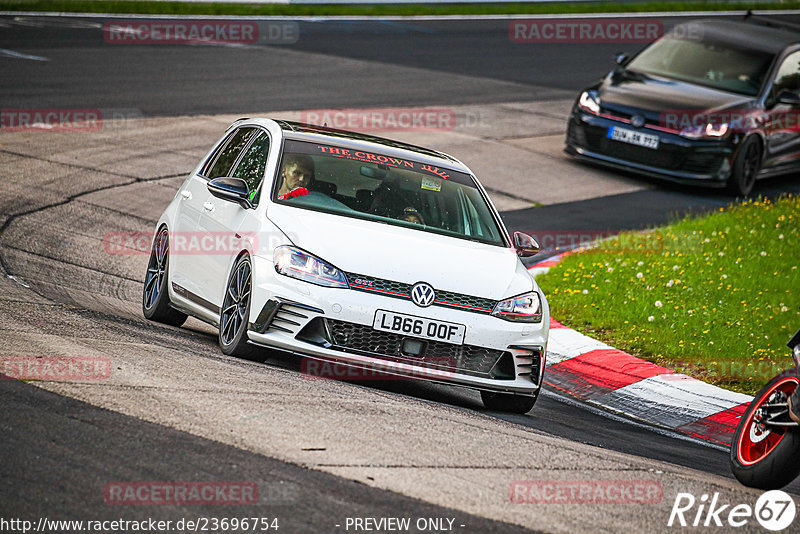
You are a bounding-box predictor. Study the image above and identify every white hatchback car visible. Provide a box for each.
[143,118,549,413]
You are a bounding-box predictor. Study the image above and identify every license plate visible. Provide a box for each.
[373,310,465,345]
[607,126,659,149]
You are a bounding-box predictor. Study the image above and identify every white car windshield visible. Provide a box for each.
[273,140,506,247]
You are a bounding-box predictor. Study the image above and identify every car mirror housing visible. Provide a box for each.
[513,231,540,258]
[207,177,254,209]
[614,52,629,66]
[776,89,800,106]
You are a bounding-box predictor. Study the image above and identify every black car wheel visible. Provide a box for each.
[219,254,264,361]
[481,390,538,414]
[142,227,188,327]
[727,136,762,197]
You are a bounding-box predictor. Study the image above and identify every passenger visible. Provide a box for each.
[400,207,425,225]
[277,154,315,200]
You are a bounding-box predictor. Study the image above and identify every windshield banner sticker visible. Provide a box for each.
[315,145,451,179]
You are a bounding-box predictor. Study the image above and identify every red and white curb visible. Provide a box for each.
[530,252,752,446]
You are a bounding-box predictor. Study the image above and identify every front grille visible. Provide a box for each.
[345,272,497,314]
[603,139,680,168]
[322,318,513,379]
[574,122,724,175]
[580,124,682,169]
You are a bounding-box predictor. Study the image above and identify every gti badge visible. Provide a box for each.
[411,282,436,307]
[631,114,645,128]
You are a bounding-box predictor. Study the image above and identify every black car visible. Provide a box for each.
[566,16,800,195]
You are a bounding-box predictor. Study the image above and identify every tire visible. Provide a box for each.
[730,370,800,490]
[219,254,264,362]
[142,227,187,327]
[481,390,538,414]
[726,136,762,197]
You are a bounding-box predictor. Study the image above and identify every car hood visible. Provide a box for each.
[598,71,754,123]
[267,204,534,300]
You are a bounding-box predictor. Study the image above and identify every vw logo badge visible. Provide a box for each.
[411,282,436,308]
[631,114,645,128]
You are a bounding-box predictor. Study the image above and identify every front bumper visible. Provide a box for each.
[246,256,548,395]
[565,109,737,186]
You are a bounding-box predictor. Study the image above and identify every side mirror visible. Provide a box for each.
[513,231,540,258]
[614,52,629,66]
[777,89,800,106]
[207,177,253,209]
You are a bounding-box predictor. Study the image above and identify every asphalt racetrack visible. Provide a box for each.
[1,12,799,534]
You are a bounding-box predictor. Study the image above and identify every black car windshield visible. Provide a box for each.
[273,140,506,247]
[626,36,775,96]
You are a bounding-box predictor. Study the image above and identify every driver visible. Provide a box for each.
[277,154,315,200]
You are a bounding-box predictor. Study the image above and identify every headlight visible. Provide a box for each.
[273,246,349,288]
[679,123,729,139]
[578,91,600,115]
[491,291,543,323]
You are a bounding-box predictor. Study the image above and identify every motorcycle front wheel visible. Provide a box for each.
[730,369,800,489]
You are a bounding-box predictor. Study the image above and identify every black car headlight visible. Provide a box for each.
[578,91,601,115]
[680,122,730,139]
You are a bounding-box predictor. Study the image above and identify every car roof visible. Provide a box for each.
[672,19,800,55]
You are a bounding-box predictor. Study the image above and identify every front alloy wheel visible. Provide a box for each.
[142,227,187,327]
[219,254,263,361]
[727,136,761,197]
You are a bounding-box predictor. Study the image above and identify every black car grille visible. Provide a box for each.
[345,272,497,314]
[574,121,724,175]
[323,318,513,379]
[603,139,679,168]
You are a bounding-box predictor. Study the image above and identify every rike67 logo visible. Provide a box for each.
[668,490,796,531]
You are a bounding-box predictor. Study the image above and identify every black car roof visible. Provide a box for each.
[671,18,799,54]
[274,120,459,163]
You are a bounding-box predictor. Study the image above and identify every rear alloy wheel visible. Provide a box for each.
[219,254,264,361]
[142,227,187,327]
[727,136,761,197]
[481,390,538,414]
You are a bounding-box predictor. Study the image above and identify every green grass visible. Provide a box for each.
[1,1,800,16]
[537,195,800,395]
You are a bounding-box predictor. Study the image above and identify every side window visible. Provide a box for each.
[206,128,256,180]
[773,50,800,95]
[231,131,270,198]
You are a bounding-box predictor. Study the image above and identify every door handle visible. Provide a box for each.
[180,190,192,200]
[203,202,215,212]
